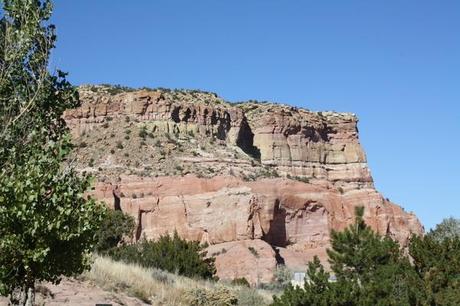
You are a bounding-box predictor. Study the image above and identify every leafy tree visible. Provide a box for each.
[94,209,135,253]
[108,231,217,279]
[0,0,106,305]
[429,217,460,242]
[273,207,422,306]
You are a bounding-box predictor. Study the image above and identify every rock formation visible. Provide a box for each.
[65,85,423,285]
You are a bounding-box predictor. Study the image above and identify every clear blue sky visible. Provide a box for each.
[51,1,459,230]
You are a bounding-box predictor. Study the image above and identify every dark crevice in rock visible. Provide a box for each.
[273,247,286,265]
[317,126,333,142]
[171,106,180,123]
[262,199,288,247]
[210,112,218,125]
[135,210,142,241]
[113,193,121,211]
[113,185,121,211]
[183,108,191,122]
[236,118,261,160]
[214,111,231,141]
[303,126,329,142]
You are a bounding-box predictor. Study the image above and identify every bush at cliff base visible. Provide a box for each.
[107,231,217,280]
[94,209,135,253]
[272,208,460,306]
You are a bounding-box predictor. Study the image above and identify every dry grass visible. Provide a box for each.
[83,256,272,306]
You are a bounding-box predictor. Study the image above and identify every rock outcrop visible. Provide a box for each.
[241,103,372,190]
[65,85,423,285]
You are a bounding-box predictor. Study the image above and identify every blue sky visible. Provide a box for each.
[51,1,459,229]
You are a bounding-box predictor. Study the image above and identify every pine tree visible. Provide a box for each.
[410,233,460,305]
[273,207,422,306]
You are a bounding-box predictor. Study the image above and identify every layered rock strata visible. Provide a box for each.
[65,85,423,285]
[66,86,371,190]
[93,175,421,284]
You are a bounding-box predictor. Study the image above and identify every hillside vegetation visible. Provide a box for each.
[85,256,272,306]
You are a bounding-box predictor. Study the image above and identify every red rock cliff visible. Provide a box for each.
[65,85,423,285]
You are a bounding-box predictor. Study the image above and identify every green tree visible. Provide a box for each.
[273,207,422,306]
[0,1,106,305]
[429,217,460,242]
[94,209,135,253]
[410,233,460,305]
[108,231,217,280]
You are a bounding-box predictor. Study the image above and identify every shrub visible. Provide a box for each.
[236,287,267,306]
[231,278,250,288]
[139,126,148,139]
[271,265,292,290]
[94,210,135,253]
[248,247,259,257]
[294,176,309,183]
[108,231,216,279]
[116,141,123,149]
[185,286,237,306]
[151,269,176,285]
[102,122,109,129]
[270,170,280,178]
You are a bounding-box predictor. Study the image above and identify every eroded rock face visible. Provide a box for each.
[207,239,277,285]
[68,85,423,285]
[241,103,372,190]
[65,88,245,145]
[66,86,371,189]
[93,175,422,285]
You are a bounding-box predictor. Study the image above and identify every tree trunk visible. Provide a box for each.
[24,287,35,306]
[10,285,35,306]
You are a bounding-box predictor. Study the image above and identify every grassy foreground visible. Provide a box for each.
[83,256,273,306]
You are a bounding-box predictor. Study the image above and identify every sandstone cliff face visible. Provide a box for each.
[65,85,423,285]
[241,104,372,190]
[65,87,245,146]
